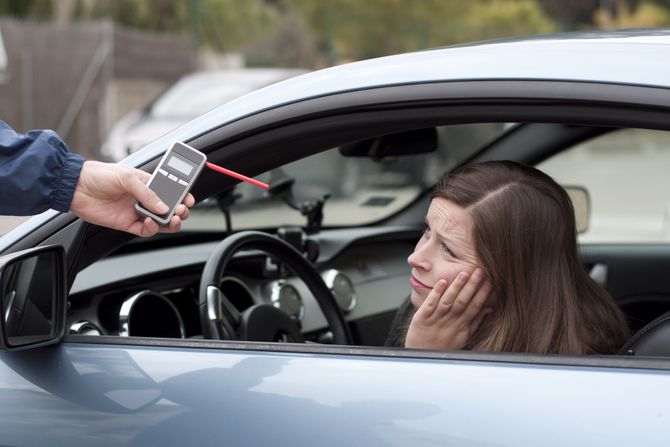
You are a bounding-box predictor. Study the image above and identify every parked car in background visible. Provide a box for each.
[2,30,670,446]
[102,68,306,161]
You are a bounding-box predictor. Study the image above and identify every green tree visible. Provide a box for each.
[594,0,670,28]
[196,0,277,52]
[70,0,277,53]
[83,0,189,32]
[459,0,555,42]
[0,0,52,19]
[285,0,555,62]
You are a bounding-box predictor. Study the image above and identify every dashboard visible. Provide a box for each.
[67,227,420,346]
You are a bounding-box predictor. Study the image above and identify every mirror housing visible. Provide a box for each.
[339,128,438,159]
[0,245,66,350]
[564,185,590,233]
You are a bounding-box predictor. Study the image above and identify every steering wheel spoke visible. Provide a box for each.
[204,285,238,340]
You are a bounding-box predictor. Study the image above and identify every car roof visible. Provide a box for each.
[233,29,670,105]
[171,68,309,86]
[122,29,670,167]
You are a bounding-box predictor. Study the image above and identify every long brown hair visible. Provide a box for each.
[433,161,629,354]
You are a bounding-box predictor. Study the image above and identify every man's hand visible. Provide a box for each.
[70,161,195,237]
[405,268,493,350]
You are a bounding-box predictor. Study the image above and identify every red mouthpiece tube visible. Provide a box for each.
[206,162,268,190]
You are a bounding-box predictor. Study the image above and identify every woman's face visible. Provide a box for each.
[407,198,481,308]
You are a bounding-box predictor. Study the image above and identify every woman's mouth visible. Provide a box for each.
[410,275,430,289]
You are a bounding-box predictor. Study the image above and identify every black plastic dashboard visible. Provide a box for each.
[67,226,421,346]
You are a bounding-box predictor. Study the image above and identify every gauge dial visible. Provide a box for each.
[69,321,102,336]
[270,281,304,320]
[322,270,357,313]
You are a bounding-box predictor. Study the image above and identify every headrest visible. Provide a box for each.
[619,310,670,356]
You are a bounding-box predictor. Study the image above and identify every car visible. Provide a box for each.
[2,29,670,446]
[102,68,307,161]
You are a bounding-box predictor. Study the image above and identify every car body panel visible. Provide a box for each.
[0,341,668,447]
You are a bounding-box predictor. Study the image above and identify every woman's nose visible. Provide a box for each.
[407,242,431,271]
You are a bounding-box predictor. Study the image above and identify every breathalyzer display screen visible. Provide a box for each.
[167,154,194,176]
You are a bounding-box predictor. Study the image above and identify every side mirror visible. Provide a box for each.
[0,245,66,350]
[564,186,590,233]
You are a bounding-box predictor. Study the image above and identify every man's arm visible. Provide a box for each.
[0,120,84,215]
[0,121,194,237]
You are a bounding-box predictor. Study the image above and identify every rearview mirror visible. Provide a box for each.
[0,245,66,350]
[564,186,590,233]
[339,128,438,159]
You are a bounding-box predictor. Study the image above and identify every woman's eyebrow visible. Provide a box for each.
[427,217,462,254]
[440,235,460,256]
[426,215,454,241]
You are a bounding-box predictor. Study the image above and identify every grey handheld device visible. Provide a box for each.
[135,142,207,225]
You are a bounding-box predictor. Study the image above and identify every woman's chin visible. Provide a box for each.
[410,292,426,309]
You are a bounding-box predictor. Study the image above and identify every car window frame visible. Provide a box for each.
[8,79,670,370]
[66,334,670,371]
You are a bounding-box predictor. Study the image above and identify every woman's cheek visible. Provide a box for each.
[436,263,461,285]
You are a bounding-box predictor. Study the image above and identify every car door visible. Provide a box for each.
[1,340,670,446]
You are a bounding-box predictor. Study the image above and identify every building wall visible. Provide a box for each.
[0,19,194,159]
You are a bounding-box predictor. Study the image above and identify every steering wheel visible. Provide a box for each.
[198,231,352,344]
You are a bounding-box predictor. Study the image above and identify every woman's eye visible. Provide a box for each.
[423,225,431,237]
[441,243,455,258]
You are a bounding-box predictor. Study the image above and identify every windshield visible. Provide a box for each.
[184,123,511,232]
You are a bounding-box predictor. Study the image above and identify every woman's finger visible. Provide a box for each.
[433,271,469,316]
[451,268,484,314]
[461,280,493,322]
[438,272,470,318]
[416,279,448,319]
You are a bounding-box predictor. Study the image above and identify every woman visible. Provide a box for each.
[389,160,629,354]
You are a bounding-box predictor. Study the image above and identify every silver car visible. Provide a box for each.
[102,68,306,161]
[1,30,670,446]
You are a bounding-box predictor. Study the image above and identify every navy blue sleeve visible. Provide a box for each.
[0,120,85,215]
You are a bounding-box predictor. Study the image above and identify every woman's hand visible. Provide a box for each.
[405,268,493,350]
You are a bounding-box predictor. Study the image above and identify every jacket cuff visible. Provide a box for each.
[51,149,85,213]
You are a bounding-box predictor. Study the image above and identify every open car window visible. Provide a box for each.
[184,123,511,231]
[539,128,670,243]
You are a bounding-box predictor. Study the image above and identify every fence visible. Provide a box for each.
[0,19,195,159]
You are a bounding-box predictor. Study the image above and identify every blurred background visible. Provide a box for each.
[1,0,669,232]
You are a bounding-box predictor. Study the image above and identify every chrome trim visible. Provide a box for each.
[0,210,59,252]
[206,286,223,322]
[322,269,357,313]
[269,280,304,320]
[69,320,102,336]
[118,290,186,338]
[3,290,15,323]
